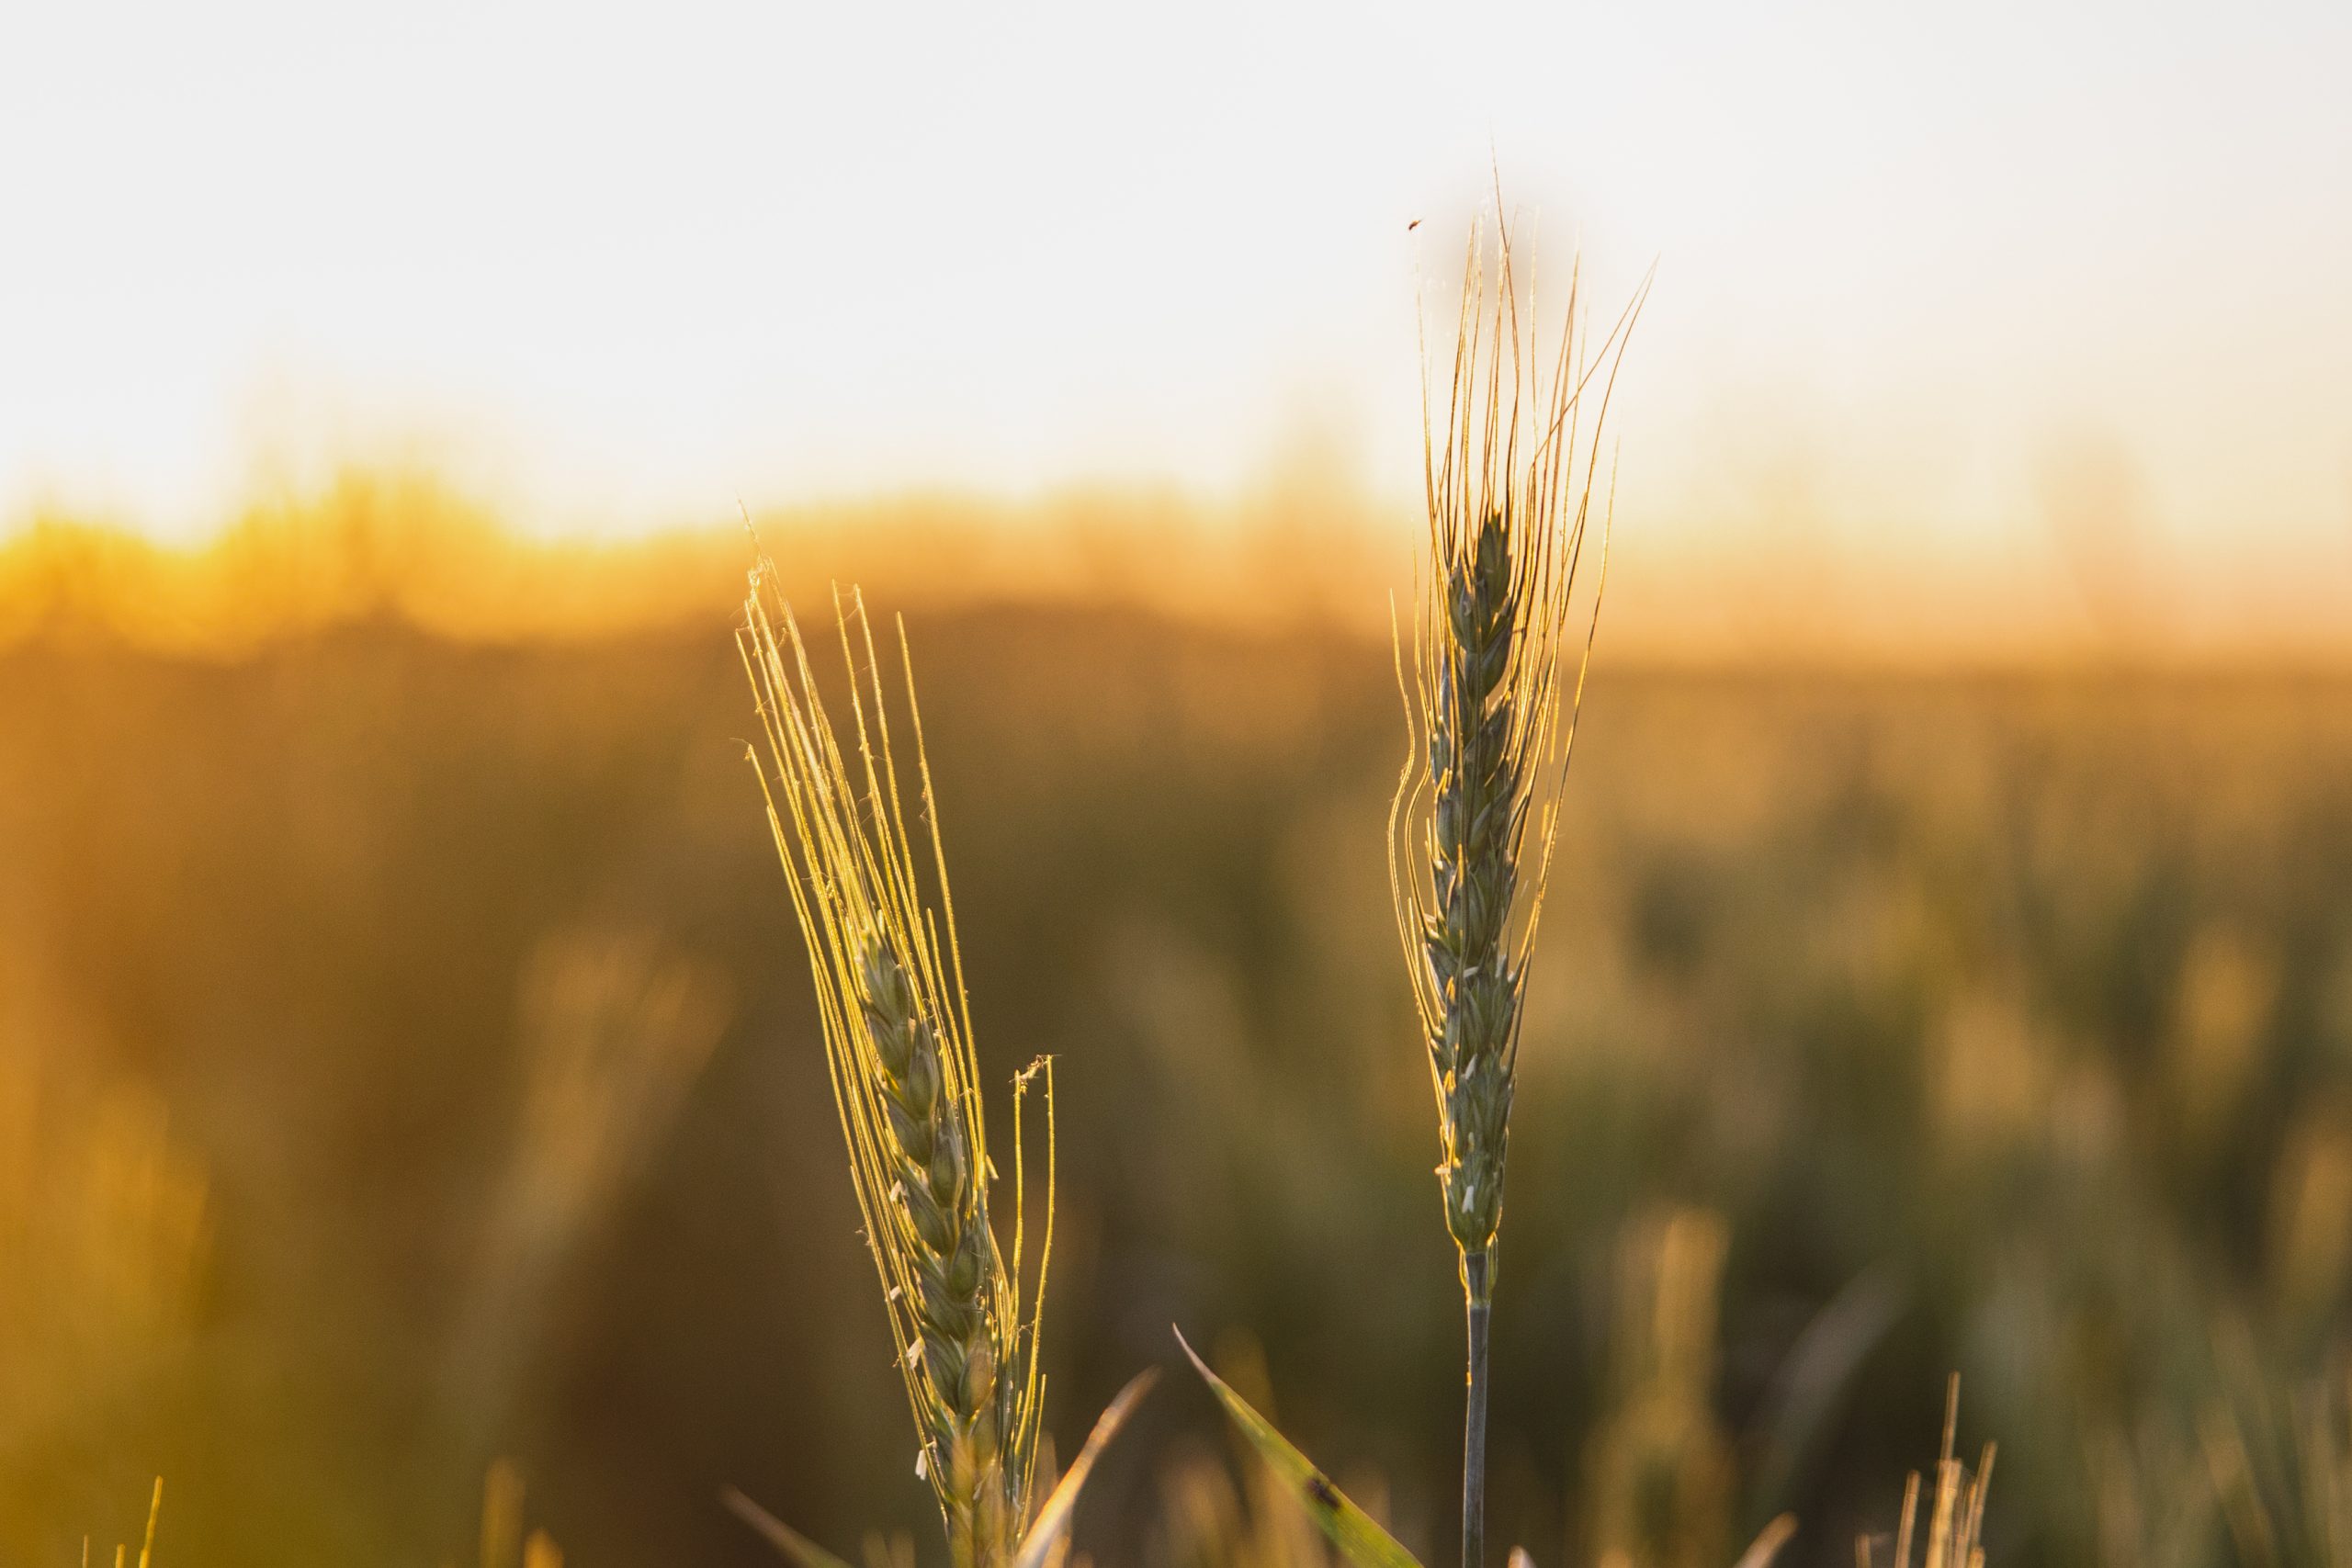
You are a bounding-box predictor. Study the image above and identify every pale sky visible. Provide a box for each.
[3,2,2348,645]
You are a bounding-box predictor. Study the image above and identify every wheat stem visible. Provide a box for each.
[1463,1247,1493,1568]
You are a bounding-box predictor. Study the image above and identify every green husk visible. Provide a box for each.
[741,573,1048,1565]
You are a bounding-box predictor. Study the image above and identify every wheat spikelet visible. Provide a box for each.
[1393,210,1645,1567]
[1394,213,1644,1278]
[740,568,1048,1568]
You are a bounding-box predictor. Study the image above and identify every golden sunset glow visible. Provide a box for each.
[6,3,2348,654]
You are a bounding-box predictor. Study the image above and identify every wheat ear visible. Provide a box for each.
[1392,216,1647,1567]
[740,570,1048,1568]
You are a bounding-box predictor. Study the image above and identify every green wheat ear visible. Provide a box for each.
[1390,212,1648,1567]
[739,570,1051,1567]
[737,568,1150,1567]
[1395,218,1645,1292]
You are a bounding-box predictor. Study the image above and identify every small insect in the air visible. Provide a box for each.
[1408,218,1421,231]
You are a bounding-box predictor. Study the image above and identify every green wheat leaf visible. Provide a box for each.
[1174,1328,1425,1568]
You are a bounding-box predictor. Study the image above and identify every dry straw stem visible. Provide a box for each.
[740,569,1052,1568]
[1391,210,1646,1568]
[1857,1379,1995,1568]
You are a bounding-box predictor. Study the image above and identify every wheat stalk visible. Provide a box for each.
[1391,213,1647,1568]
[740,570,1049,1568]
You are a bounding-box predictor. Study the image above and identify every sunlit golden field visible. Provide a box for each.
[7,481,2352,1566]
[7,5,2352,1562]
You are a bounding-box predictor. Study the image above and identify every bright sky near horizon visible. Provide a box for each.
[2,2,2347,644]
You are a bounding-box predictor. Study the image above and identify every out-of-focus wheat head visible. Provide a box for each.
[740,567,1048,1568]
[1587,1210,1734,1568]
[0,982,207,1451]
[446,926,729,1450]
[504,929,729,1236]
[1391,218,1645,1282]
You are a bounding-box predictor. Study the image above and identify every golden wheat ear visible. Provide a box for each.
[1175,1328,1425,1568]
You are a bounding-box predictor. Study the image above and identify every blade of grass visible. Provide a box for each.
[722,1487,860,1568]
[136,1481,161,1568]
[1732,1515,1800,1568]
[1175,1328,1425,1568]
[1010,1368,1159,1568]
[1748,1268,1905,1528]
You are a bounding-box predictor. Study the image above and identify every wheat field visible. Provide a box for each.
[7,0,2348,1558]
[6,509,2352,1562]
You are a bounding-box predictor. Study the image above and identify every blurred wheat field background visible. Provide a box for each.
[6,498,2352,1567]
[7,1,2349,1560]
